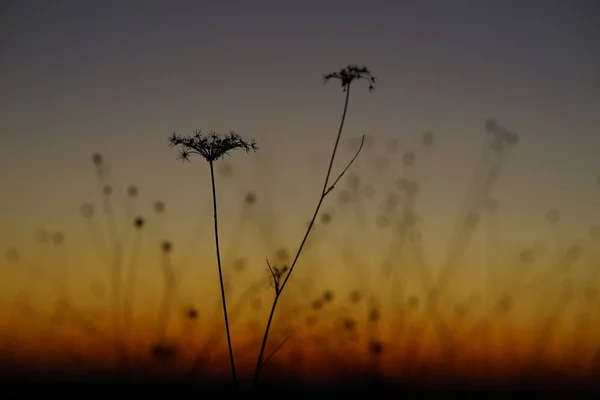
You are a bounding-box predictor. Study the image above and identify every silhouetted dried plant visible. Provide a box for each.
[253,64,376,387]
[168,128,257,390]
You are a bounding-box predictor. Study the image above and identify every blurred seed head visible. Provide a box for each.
[349,290,362,303]
[162,241,172,254]
[186,307,198,320]
[485,119,499,133]
[323,290,334,302]
[127,185,138,198]
[5,247,19,263]
[92,153,103,166]
[407,296,419,309]
[80,203,95,218]
[368,308,380,322]
[51,231,65,246]
[386,138,399,153]
[102,185,113,196]
[320,212,332,224]
[497,293,513,314]
[421,131,435,147]
[134,216,145,229]
[519,248,534,264]
[154,201,166,214]
[384,193,400,210]
[312,299,323,310]
[454,302,469,317]
[150,342,178,362]
[402,151,416,166]
[244,192,256,205]
[369,340,384,356]
[276,248,289,263]
[233,258,246,271]
[546,208,560,224]
[342,317,356,331]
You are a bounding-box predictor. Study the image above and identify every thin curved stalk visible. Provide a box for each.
[209,161,238,389]
[253,84,359,387]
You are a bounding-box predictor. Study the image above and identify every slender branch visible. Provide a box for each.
[209,161,238,389]
[281,84,352,293]
[254,84,358,387]
[262,335,291,368]
[324,135,365,197]
[266,259,279,293]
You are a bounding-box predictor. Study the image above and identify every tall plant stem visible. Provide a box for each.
[253,85,353,387]
[209,161,238,389]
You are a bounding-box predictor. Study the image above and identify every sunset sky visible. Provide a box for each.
[0,0,599,377]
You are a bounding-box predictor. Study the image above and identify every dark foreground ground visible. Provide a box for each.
[1,367,599,399]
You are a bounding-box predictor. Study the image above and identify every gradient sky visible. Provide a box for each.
[1,0,599,290]
[1,1,600,378]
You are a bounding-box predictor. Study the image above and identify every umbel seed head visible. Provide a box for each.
[169,129,257,163]
[323,64,377,92]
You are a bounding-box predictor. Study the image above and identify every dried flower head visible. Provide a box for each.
[6,247,19,262]
[169,129,257,163]
[244,192,256,205]
[134,216,145,229]
[323,64,377,92]
[154,201,166,214]
[127,185,139,197]
[80,203,95,218]
[186,307,198,320]
[92,153,103,166]
[52,232,65,246]
[421,131,435,147]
